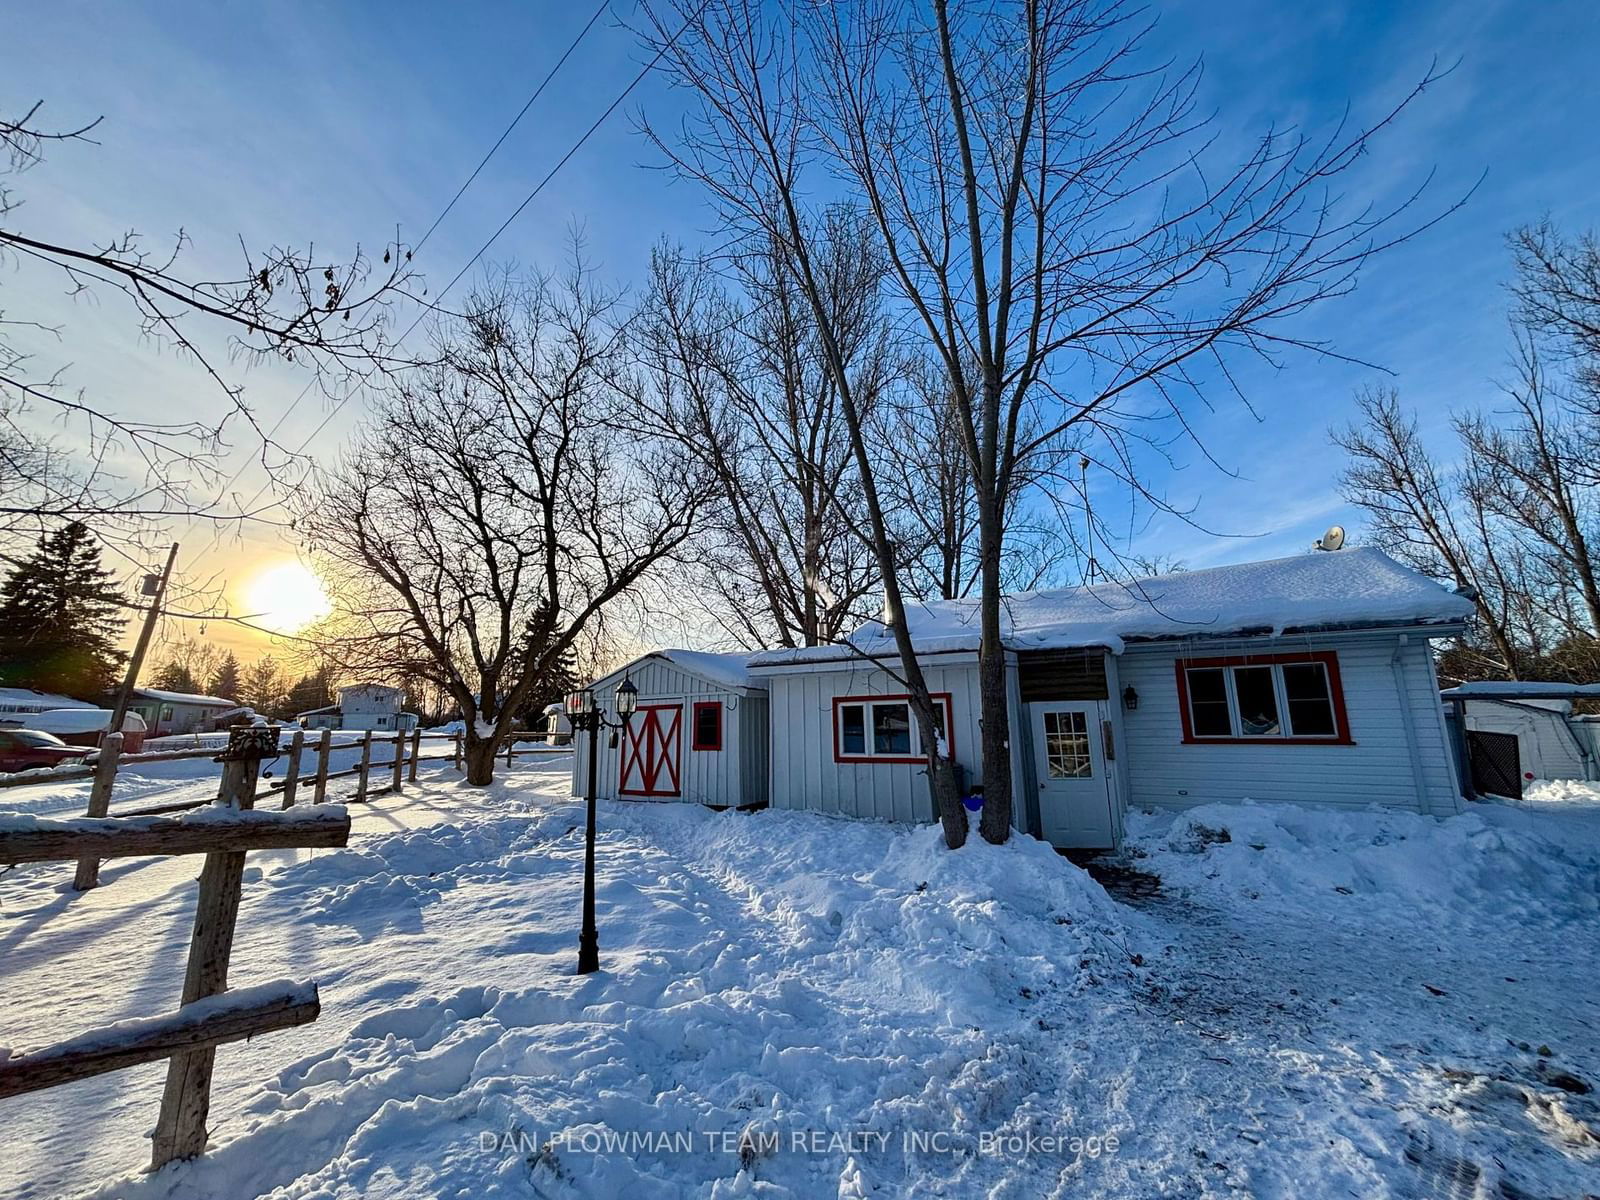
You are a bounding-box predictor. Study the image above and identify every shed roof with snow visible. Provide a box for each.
[130,687,236,707]
[750,548,1474,666]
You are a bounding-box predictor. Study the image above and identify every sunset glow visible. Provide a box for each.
[243,561,331,633]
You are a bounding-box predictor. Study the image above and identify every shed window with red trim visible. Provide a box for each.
[1174,652,1352,744]
[692,701,723,751]
[832,693,954,763]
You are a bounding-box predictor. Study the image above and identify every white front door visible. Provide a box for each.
[1031,702,1116,849]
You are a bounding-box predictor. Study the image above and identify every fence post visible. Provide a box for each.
[408,727,422,782]
[72,732,124,891]
[390,730,403,794]
[280,729,306,810]
[453,732,463,772]
[356,730,374,800]
[506,733,515,768]
[149,732,262,1168]
[312,729,331,805]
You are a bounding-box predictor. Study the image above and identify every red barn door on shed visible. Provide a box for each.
[619,703,682,798]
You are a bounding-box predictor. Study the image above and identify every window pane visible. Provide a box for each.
[1233,667,1280,736]
[873,703,912,755]
[1282,663,1336,736]
[1043,710,1093,778]
[1186,668,1233,736]
[841,705,865,755]
[695,703,721,748]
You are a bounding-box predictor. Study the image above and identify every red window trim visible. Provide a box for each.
[831,692,955,764]
[1173,651,1354,746]
[691,700,723,751]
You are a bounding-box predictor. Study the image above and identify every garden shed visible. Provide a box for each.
[571,650,768,809]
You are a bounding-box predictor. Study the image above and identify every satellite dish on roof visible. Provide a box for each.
[1315,524,1346,552]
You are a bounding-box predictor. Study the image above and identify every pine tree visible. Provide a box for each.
[284,667,333,716]
[210,651,242,701]
[0,522,127,697]
[514,605,580,727]
[240,655,287,717]
[148,660,200,694]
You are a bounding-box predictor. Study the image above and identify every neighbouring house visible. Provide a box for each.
[298,683,419,733]
[126,688,238,737]
[571,651,769,808]
[0,688,95,718]
[1441,681,1600,798]
[571,548,1475,849]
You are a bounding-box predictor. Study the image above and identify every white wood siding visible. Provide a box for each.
[760,653,1003,824]
[571,657,765,807]
[1118,632,1462,816]
[1462,700,1594,781]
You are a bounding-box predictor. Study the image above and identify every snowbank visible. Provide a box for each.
[1125,796,1600,928]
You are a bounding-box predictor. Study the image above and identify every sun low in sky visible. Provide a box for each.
[242,560,333,634]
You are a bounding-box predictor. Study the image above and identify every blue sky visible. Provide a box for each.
[5,0,1599,647]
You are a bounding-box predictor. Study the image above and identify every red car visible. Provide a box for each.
[0,729,93,773]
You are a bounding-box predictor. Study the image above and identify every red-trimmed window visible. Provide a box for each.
[692,701,723,751]
[1174,652,1352,745]
[832,693,954,763]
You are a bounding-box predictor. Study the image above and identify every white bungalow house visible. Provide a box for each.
[298,683,419,733]
[571,548,1475,849]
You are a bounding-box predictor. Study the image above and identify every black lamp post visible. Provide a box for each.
[565,677,637,975]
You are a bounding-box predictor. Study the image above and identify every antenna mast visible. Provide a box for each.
[1081,456,1099,585]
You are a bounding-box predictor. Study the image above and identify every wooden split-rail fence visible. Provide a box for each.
[0,733,350,1170]
[0,726,570,1173]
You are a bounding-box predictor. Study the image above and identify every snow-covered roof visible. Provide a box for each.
[750,548,1474,666]
[0,687,95,709]
[1441,681,1600,699]
[131,688,235,706]
[593,649,761,692]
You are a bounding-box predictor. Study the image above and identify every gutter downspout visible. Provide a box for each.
[1391,635,1431,813]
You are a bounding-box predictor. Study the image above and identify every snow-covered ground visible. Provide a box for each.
[1,766,1596,1198]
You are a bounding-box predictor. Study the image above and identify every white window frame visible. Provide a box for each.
[834,693,954,763]
[1184,660,1340,741]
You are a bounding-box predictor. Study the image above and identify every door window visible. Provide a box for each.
[1043,710,1093,778]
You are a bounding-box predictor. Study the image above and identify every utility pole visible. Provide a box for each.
[109,542,179,734]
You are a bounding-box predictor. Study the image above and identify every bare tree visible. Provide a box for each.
[635,224,883,648]
[1,101,418,558]
[1457,332,1600,638]
[647,0,1454,843]
[1334,388,1523,675]
[300,264,709,784]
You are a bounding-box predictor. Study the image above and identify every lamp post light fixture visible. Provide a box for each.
[1123,685,1139,711]
[566,677,638,975]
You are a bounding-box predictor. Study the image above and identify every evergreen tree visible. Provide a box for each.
[0,522,127,697]
[210,651,243,701]
[148,660,200,694]
[284,667,333,716]
[240,654,287,717]
[514,605,580,727]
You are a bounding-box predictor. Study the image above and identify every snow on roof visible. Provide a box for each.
[1441,681,1600,699]
[0,687,95,709]
[750,548,1474,666]
[593,649,761,692]
[131,688,235,706]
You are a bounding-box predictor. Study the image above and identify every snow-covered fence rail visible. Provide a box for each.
[0,731,351,1172]
[0,979,320,1100]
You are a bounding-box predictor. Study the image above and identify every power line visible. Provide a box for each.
[180,0,613,552]
[210,0,709,527]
